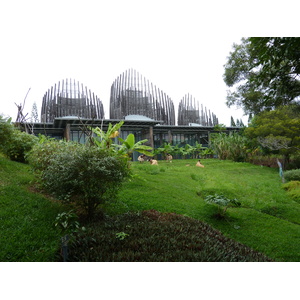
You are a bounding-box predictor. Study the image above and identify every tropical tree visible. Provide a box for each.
[244,105,300,166]
[223,37,300,116]
[230,116,236,127]
[30,102,39,122]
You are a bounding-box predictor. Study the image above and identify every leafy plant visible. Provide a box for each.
[282,180,300,203]
[118,133,153,158]
[210,132,248,162]
[90,121,124,150]
[178,144,194,159]
[204,194,241,217]
[54,210,81,234]
[4,130,38,162]
[26,136,79,172]
[0,115,38,162]
[41,145,131,219]
[154,143,175,159]
[200,147,214,158]
[115,232,129,240]
[282,180,300,191]
[283,169,300,182]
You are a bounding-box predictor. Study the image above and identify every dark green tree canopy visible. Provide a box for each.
[244,105,300,161]
[224,37,300,115]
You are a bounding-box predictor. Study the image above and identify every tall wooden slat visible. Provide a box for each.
[41,79,104,122]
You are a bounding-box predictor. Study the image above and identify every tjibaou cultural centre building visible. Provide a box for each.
[30,69,238,158]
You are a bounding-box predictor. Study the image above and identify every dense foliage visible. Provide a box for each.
[282,181,300,203]
[210,131,248,161]
[67,210,272,262]
[28,139,130,218]
[0,115,38,162]
[224,37,300,115]
[283,169,300,182]
[244,105,300,165]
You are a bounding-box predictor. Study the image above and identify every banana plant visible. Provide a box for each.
[90,121,124,150]
[179,144,194,159]
[118,133,153,159]
[155,143,174,159]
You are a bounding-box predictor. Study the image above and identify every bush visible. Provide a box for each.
[282,181,300,203]
[283,169,300,182]
[26,136,79,172]
[0,116,38,162]
[4,130,38,162]
[0,115,14,146]
[40,145,131,218]
[210,132,248,162]
[282,180,300,191]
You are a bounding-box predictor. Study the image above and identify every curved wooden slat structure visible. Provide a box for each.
[178,94,219,126]
[110,69,175,125]
[41,79,104,122]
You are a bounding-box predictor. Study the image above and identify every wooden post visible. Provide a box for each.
[149,126,154,149]
[168,129,172,144]
[64,123,71,141]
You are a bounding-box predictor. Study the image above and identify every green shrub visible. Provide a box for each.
[286,189,300,203]
[282,180,300,191]
[41,145,131,218]
[26,136,79,172]
[282,181,300,203]
[0,115,14,148]
[4,130,38,162]
[210,132,248,162]
[0,116,38,162]
[283,169,300,182]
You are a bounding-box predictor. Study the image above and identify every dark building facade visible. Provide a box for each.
[110,69,175,125]
[41,78,104,123]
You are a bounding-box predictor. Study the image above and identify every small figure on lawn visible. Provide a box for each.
[196,160,204,168]
[166,153,173,163]
[149,158,158,165]
[138,154,146,163]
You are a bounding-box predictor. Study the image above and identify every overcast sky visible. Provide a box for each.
[0,1,298,127]
[0,0,298,294]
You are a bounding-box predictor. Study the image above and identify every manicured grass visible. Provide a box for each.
[1,154,299,262]
[105,159,300,261]
[0,154,63,261]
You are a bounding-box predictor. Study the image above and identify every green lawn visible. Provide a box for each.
[0,154,63,261]
[1,155,299,261]
[106,159,300,262]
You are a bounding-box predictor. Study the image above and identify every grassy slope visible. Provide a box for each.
[107,159,300,262]
[0,154,63,261]
[1,154,299,262]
